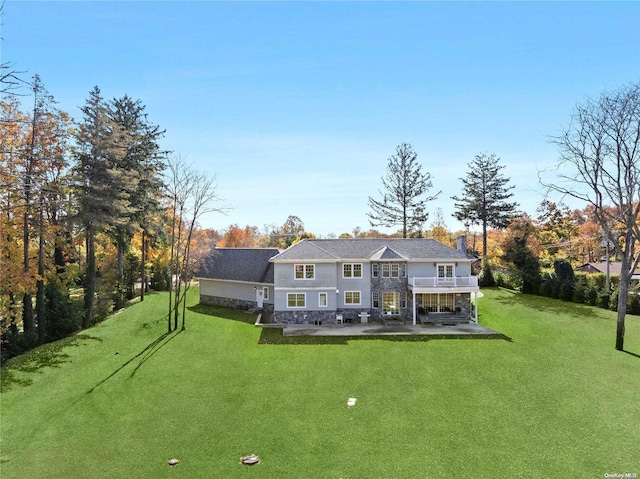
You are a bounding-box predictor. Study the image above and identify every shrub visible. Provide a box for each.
[573,275,588,304]
[597,290,611,310]
[628,292,640,315]
[478,263,496,287]
[45,277,82,340]
[554,259,575,301]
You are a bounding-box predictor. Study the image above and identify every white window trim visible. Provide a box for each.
[372,263,379,278]
[318,292,328,308]
[294,264,315,280]
[382,263,400,278]
[342,263,363,279]
[344,291,361,305]
[372,292,380,309]
[437,263,455,283]
[382,291,400,315]
[287,292,306,308]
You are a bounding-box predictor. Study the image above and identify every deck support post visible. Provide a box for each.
[412,291,417,325]
[474,291,478,323]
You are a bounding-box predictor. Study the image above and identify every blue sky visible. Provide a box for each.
[2,1,639,236]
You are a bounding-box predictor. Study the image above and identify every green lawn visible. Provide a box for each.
[1,288,639,479]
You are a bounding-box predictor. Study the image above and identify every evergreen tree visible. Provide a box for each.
[73,87,129,327]
[452,152,518,266]
[367,143,439,238]
[108,95,166,308]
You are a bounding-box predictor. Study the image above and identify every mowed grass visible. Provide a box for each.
[1,288,639,479]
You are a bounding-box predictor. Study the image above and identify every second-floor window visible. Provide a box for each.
[372,263,379,278]
[343,263,362,278]
[382,263,400,278]
[437,264,454,282]
[294,264,315,280]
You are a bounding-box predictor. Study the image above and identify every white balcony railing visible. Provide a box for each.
[408,276,479,288]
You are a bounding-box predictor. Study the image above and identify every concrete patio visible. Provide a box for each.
[280,322,504,338]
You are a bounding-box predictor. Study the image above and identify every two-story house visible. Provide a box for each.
[197,237,479,325]
[269,237,478,325]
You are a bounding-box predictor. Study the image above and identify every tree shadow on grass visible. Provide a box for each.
[490,287,602,319]
[86,329,181,394]
[0,334,102,393]
[258,327,511,345]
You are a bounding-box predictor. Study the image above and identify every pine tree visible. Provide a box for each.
[108,95,166,308]
[452,152,518,266]
[367,143,440,238]
[74,87,129,327]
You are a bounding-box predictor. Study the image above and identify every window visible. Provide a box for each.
[401,263,407,277]
[437,264,454,282]
[382,292,399,315]
[344,291,361,305]
[422,293,454,313]
[372,263,379,278]
[263,287,269,300]
[372,292,380,309]
[294,264,315,280]
[391,264,399,278]
[401,291,407,309]
[343,263,363,278]
[440,293,454,312]
[318,292,328,308]
[287,293,306,308]
[382,263,400,278]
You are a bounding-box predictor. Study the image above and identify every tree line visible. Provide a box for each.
[1,77,222,361]
[1,70,637,359]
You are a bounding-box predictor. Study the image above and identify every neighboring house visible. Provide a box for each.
[197,248,280,311]
[197,238,480,325]
[575,262,640,280]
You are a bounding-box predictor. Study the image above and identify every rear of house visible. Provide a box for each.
[269,238,479,325]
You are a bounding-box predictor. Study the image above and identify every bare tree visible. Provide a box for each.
[165,155,225,332]
[543,82,640,351]
[0,2,26,95]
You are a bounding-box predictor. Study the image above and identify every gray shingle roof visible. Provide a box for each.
[270,239,472,262]
[197,248,280,283]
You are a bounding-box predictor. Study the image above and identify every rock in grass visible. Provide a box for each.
[168,458,180,466]
[240,454,259,465]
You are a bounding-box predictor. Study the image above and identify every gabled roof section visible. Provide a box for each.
[270,239,472,262]
[197,248,280,283]
[269,240,338,262]
[370,246,408,261]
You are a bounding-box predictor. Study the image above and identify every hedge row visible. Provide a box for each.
[494,270,640,316]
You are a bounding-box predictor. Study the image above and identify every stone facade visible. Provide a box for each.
[370,268,412,322]
[200,294,273,312]
[273,310,337,324]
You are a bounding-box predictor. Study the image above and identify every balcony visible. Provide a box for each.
[408,276,479,292]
